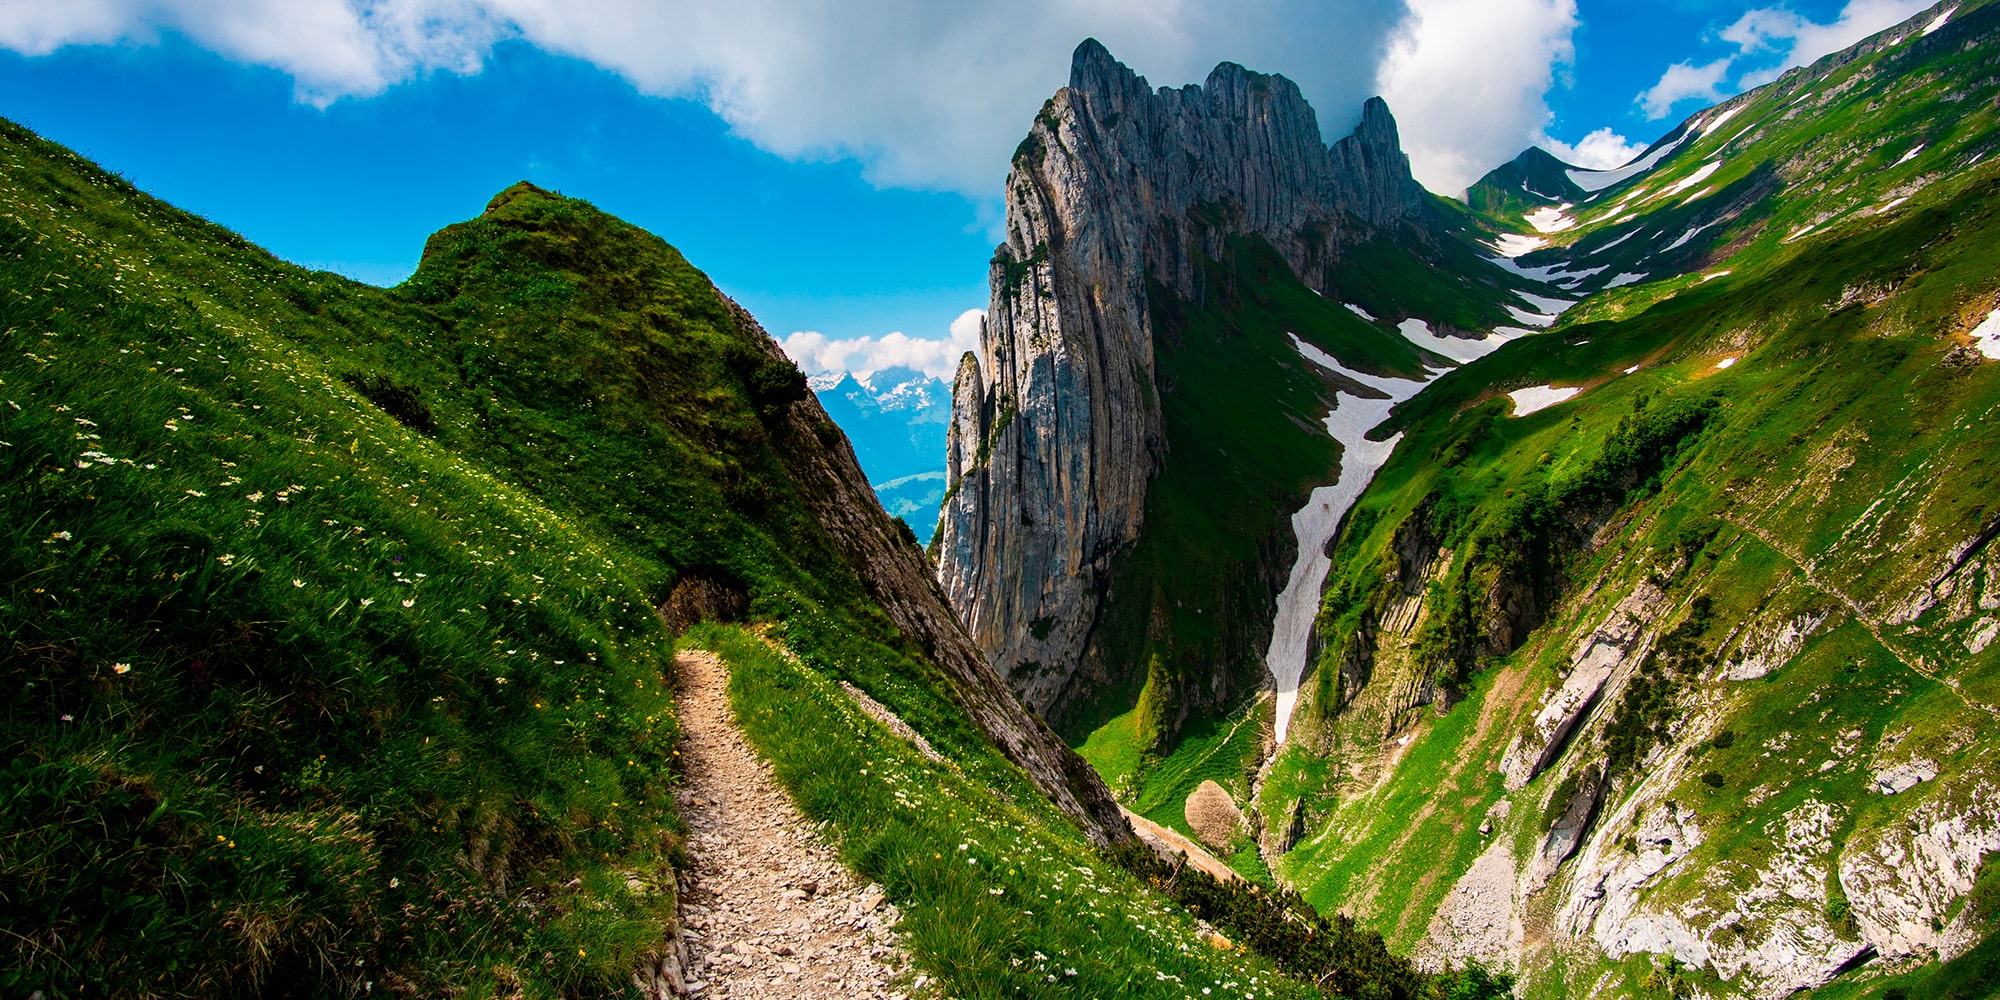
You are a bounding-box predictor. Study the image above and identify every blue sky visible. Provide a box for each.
[0,0,1938,373]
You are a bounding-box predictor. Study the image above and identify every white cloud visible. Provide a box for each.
[1639,57,1734,119]
[1540,126,1646,169]
[0,0,504,103]
[1377,0,1581,197]
[1721,0,1931,67]
[782,308,984,379]
[1638,0,1932,120]
[0,0,1410,196]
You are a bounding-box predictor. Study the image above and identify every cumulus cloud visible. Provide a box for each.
[782,308,984,379]
[1639,57,1734,120]
[1637,0,1932,120]
[0,0,1413,195]
[1376,0,1581,197]
[1540,126,1647,170]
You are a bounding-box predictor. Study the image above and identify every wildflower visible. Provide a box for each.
[293,579,306,588]
[184,490,205,497]
[44,530,71,543]
[359,598,374,607]
[112,663,131,675]
[216,554,235,566]
[389,877,399,889]
[246,491,263,502]
[401,598,414,608]
[60,714,73,722]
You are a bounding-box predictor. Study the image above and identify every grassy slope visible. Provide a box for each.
[0,116,1451,1000]
[1266,49,2000,994]
[1474,0,2000,303]
[1068,224,1524,875]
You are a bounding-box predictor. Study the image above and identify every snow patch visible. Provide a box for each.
[1343,302,1377,322]
[1567,131,1695,192]
[1663,226,1707,251]
[1926,6,1958,34]
[1508,385,1581,416]
[1702,270,1733,282]
[1591,229,1641,254]
[1605,272,1648,289]
[1624,365,1641,374]
[1653,160,1722,202]
[1526,205,1577,233]
[1896,144,1927,167]
[1269,338,1429,743]
[1680,186,1715,206]
[1701,105,1746,139]
[1489,232,1547,258]
[1716,357,1738,369]
[1515,291,1575,316]
[1785,224,1817,243]
[1398,318,1515,364]
[1507,305,1561,328]
[1970,308,2000,360]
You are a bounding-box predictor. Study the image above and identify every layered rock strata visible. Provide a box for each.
[936,39,1430,714]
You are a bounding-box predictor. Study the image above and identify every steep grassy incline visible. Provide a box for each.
[1069,215,1539,882]
[0,117,1340,1000]
[1263,5,2000,996]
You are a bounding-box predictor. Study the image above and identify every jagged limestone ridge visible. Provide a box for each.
[936,38,1430,714]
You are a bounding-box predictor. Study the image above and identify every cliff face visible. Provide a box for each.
[936,40,1430,714]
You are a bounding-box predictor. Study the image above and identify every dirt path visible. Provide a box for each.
[1120,806,1243,884]
[672,649,917,998]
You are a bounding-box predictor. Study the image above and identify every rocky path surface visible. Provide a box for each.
[671,649,918,999]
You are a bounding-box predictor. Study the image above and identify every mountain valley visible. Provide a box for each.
[6,2,2000,999]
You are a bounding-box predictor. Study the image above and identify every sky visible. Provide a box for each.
[0,0,1942,376]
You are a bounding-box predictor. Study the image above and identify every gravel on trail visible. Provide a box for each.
[667,649,924,1000]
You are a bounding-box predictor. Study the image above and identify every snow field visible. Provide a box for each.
[1488,232,1547,258]
[1526,205,1577,233]
[1507,384,1581,416]
[1267,335,1429,742]
[1568,130,1695,192]
[1396,318,1515,364]
[1969,308,2000,360]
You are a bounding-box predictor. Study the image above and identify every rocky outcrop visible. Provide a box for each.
[936,39,1431,714]
[741,298,1131,848]
[1184,779,1246,850]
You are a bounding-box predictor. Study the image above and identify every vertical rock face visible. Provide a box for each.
[937,39,1431,714]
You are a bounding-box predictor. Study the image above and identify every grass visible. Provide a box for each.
[1254,11,2000,993]
[0,111,1500,1000]
[692,623,1319,1000]
[0,127,693,996]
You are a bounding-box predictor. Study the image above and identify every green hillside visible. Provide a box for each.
[0,114,1513,1000]
[1264,4,2000,997]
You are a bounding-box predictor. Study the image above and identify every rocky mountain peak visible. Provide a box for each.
[1067,37,1147,107]
[936,40,1441,717]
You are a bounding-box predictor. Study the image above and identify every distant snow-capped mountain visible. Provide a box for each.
[810,365,951,539]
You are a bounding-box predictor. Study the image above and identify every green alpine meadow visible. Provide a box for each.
[7,1,2000,998]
